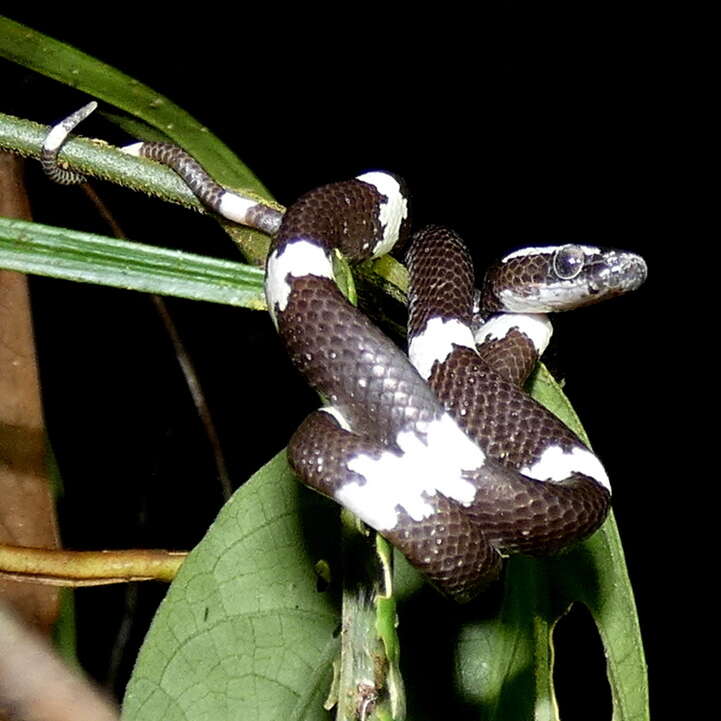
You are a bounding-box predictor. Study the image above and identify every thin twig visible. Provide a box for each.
[81,183,234,500]
[0,544,187,585]
[149,293,234,500]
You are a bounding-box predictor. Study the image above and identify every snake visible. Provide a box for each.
[41,104,648,602]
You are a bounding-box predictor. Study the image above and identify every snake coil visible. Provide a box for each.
[42,107,647,602]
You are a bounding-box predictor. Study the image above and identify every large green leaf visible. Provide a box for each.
[122,452,340,721]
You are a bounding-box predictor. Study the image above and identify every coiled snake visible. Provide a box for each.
[42,103,647,602]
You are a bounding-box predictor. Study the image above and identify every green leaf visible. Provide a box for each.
[0,217,265,309]
[122,452,341,721]
[0,18,276,266]
[528,365,648,720]
[0,17,261,193]
[445,364,648,721]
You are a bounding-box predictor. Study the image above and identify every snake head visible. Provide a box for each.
[480,244,648,315]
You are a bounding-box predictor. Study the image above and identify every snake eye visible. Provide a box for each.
[552,245,586,280]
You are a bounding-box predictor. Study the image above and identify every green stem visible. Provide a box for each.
[0,110,279,265]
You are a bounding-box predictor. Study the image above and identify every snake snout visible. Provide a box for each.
[613,251,648,293]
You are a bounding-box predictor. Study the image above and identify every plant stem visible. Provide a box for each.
[0,545,187,585]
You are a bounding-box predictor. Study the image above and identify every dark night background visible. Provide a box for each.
[2,8,683,719]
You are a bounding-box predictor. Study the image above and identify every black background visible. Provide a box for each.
[3,8,681,719]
